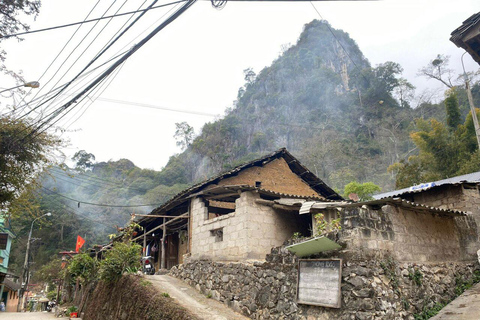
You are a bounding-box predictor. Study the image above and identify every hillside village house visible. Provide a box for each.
[134,149,479,271]
[134,148,343,270]
[130,150,480,318]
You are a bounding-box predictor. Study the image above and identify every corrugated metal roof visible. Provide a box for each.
[373,171,480,200]
[341,197,467,217]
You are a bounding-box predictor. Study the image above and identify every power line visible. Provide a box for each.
[28,0,198,138]
[40,186,169,208]
[97,97,218,117]
[1,0,187,39]
[35,189,117,229]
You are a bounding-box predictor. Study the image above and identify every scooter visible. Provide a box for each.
[141,256,155,275]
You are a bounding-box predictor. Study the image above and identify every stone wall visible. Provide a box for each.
[190,191,300,261]
[171,248,479,320]
[340,205,466,262]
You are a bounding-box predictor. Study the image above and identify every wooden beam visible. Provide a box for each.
[131,212,189,242]
[133,214,189,219]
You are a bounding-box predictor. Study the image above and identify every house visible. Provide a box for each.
[2,278,20,312]
[451,12,480,65]
[373,171,480,259]
[0,215,16,308]
[167,166,479,319]
[134,148,342,270]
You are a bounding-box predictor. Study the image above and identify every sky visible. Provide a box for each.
[1,0,479,171]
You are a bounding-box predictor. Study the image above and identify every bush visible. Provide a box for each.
[68,253,98,284]
[99,242,141,283]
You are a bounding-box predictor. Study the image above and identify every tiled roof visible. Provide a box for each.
[140,148,341,224]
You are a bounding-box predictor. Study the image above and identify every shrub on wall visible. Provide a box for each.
[68,253,98,285]
[99,242,142,283]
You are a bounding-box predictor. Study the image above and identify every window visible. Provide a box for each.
[210,228,223,242]
[206,200,235,220]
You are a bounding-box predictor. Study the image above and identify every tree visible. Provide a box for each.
[444,89,461,131]
[390,108,480,188]
[0,116,60,209]
[72,150,95,171]
[343,181,381,201]
[418,54,454,89]
[173,122,194,151]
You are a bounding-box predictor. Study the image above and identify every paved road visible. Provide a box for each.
[431,282,480,320]
[0,312,56,319]
[147,275,249,320]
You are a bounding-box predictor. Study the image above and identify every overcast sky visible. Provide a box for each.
[1,0,479,170]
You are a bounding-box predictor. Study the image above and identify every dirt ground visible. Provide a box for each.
[0,311,56,319]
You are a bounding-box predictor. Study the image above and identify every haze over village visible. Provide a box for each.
[1,1,480,319]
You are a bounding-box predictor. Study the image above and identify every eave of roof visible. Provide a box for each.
[340,197,467,217]
[451,12,480,43]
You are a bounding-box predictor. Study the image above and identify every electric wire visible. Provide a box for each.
[34,189,117,229]
[22,0,164,134]
[25,0,121,121]
[28,0,198,139]
[12,0,103,119]
[1,0,187,39]
[40,186,168,208]
[49,167,177,195]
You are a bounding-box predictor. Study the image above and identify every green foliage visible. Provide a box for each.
[99,242,141,283]
[445,89,461,130]
[408,268,423,286]
[139,279,152,287]
[455,271,480,297]
[414,303,446,320]
[162,292,170,298]
[313,212,341,236]
[35,257,63,283]
[342,181,381,201]
[392,108,480,188]
[72,150,95,171]
[68,253,98,284]
[379,257,399,292]
[67,306,78,314]
[0,116,61,210]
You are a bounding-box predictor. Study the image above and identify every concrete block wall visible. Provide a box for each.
[386,206,461,262]
[190,191,299,261]
[340,205,464,262]
[410,185,479,259]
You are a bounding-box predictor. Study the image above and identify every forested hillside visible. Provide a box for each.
[10,19,480,278]
[170,20,480,191]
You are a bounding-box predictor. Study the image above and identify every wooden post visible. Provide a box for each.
[161,218,166,270]
[143,229,146,256]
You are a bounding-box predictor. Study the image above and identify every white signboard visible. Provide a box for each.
[297,259,342,308]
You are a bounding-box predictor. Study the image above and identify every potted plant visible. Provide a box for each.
[67,305,79,318]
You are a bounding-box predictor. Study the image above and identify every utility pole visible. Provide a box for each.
[462,53,480,150]
[17,212,52,312]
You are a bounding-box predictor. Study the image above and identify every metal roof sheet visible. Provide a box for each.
[373,171,480,200]
[285,236,341,257]
[342,197,467,217]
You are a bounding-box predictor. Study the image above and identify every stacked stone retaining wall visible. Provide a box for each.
[171,248,479,320]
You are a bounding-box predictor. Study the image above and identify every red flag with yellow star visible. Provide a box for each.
[76,235,85,253]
